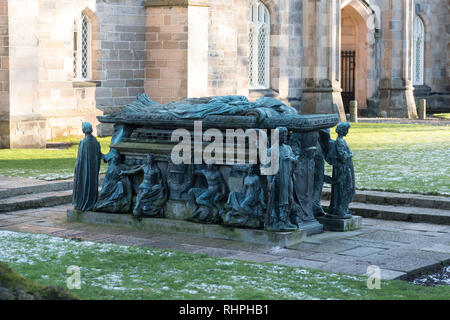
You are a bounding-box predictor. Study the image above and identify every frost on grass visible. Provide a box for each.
[325,143,450,196]
[215,260,235,266]
[412,266,450,287]
[0,230,164,296]
[0,230,371,299]
[0,168,107,181]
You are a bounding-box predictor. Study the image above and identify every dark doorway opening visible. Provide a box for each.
[341,50,356,114]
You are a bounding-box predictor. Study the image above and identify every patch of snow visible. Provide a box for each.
[215,260,235,266]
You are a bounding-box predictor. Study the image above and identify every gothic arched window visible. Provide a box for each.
[73,13,92,80]
[413,16,424,86]
[249,1,270,89]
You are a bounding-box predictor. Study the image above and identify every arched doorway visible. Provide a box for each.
[340,1,376,115]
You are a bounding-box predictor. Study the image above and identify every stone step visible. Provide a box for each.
[322,201,450,225]
[0,190,73,213]
[322,188,450,210]
[0,179,73,200]
[0,176,104,200]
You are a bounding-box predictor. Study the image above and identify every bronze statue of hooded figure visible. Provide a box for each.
[72,122,103,211]
[327,122,355,219]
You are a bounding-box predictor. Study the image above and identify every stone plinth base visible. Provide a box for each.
[67,210,307,248]
[316,215,362,232]
[1,114,47,148]
[379,79,418,119]
[165,200,194,220]
[301,80,346,121]
[298,220,324,236]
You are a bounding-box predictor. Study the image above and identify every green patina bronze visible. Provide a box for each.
[72,94,350,237]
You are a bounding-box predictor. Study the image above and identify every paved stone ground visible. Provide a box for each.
[0,204,449,281]
[0,176,48,191]
[0,176,73,200]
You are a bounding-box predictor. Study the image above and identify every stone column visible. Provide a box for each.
[274,0,302,110]
[0,0,10,148]
[7,0,46,148]
[144,0,209,104]
[301,0,346,121]
[378,0,418,119]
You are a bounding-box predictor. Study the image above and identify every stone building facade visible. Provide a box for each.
[0,0,448,148]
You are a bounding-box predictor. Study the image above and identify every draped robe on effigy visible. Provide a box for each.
[114,94,298,120]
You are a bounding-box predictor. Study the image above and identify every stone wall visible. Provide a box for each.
[0,0,9,148]
[1,0,449,148]
[38,0,100,140]
[448,1,450,92]
[411,0,450,113]
[144,5,188,104]
[206,0,301,106]
[207,0,240,97]
[3,0,147,144]
[414,0,448,93]
[7,0,46,148]
[276,0,302,108]
[95,0,146,113]
[301,0,345,118]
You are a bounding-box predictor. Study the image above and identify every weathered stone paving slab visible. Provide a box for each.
[0,204,449,281]
[267,257,327,270]
[0,176,48,191]
[290,240,360,254]
[421,244,450,254]
[0,215,40,227]
[338,246,387,257]
[226,252,280,263]
[192,247,240,258]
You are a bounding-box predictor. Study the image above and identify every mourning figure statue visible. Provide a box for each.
[289,132,317,224]
[326,122,355,219]
[127,159,144,195]
[166,158,194,201]
[188,164,227,224]
[72,122,103,212]
[264,127,298,232]
[220,165,266,229]
[312,129,332,217]
[94,151,133,213]
[121,155,168,219]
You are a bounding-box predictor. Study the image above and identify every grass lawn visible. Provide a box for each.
[0,230,448,300]
[0,137,112,181]
[433,113,450,120]
[326,123,450,196]
[0,123,449,195]
[0,261,77,300]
